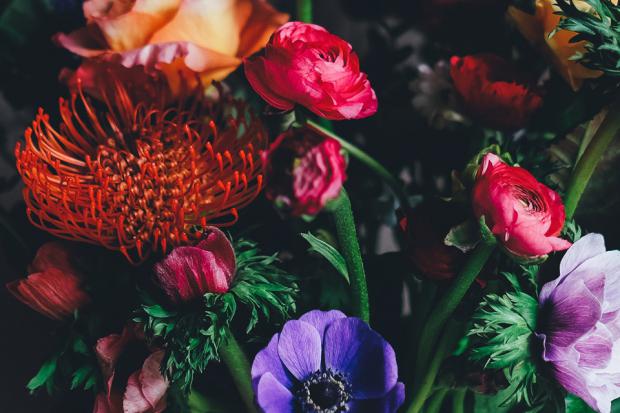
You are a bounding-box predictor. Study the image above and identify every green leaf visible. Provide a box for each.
[445,219,480,252]
[27,357,57,393]
[144,305,174,318]
[565,394,596,413]
[301,232,349,283]
[479,216,498,246]
[70,365,94,390]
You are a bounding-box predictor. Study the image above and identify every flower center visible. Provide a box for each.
[297,369,351,413]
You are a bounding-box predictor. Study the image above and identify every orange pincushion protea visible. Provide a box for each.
[15,79,266,263]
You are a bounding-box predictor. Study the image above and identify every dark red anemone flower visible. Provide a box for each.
[15,77,267,264]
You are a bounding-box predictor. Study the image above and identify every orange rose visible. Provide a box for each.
[508,0,617,90]
[56,0,288,91]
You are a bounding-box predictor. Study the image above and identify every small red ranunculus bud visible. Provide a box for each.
[450,54,543,130]
[6,242,90,320]
[263,127,347,217]
[398,200,466,280]
[244,21,377,120]
[155,227,236,302]
[472,153,571,259]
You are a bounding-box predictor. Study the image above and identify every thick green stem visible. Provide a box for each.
[296,0,313,22]
[219,330,258,413]
[413,242,495,388]
[425,388,449,413]
[452,388,467,413]
[331,189,370,323]
[564,102,620,220]
[307,120,410,210]
[406,321,464,413]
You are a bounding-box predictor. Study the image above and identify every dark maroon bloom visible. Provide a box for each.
[155,227,236,302]
[263,127,347,217]
[398,200,466,281]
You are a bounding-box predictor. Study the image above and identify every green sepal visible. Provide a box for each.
[445,219,480,252]
[27,357,57,394]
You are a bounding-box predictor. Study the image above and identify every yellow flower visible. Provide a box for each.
[508,0,617,90]
[56,0,289,91]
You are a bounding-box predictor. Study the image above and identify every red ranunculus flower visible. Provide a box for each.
[472,153,571,259]
[398,200,466,281]
[244,22,377,120]
[263,126,347,216]
[93,325,168,413]
[155,227,236,302]
[450,54,543,130]
[7,242,90,320]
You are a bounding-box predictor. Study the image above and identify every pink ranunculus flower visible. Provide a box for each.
[155,227,236,302]
[244,22,378,120]
[93,325,168,413]
[263,127,347,217]
[472,153,571,259]
[55,0,289,94]
[6,242,90,320]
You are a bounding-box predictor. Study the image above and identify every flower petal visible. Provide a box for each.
[574,323,613,369]
[251,333,294,390]
[123,371,151,413]
[277,320,322,381]
[256,372,295,413]
[138,351,168,410]
[348,382,405,413]
[324,318,398,399]
[560,233,606,278]
[299,310,347,341]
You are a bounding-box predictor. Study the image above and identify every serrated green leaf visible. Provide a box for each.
[301,232,349,283]
[144,305,174,318]
[27,357,57,393]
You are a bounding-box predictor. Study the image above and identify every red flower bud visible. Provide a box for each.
[244,22,377,120]
[398,200,466,280]
[154,227,236,302]
[472,153,571,259]
[263,127,347,217]
[6,242,90,320]
[450,54,542,130]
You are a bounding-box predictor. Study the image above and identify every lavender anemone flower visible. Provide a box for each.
[251,310,405,413]
[537,233,620,413]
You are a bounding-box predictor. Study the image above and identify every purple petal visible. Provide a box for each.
[560,233,606,278]
[324,318,398,399]
[348,382,405,413]
[574,324,613,369]
[572,250,620,314]
[277,320,322,381]
[543,280,601,348]
[256,372,295,413]
[252,334,294,391]
[299,309,346,341]
[541,233,606,304]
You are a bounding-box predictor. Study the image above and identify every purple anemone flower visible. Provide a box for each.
[251,310,405,413]
[537,233,620,413]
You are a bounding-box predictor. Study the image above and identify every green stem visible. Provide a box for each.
[296,0,313,22]
[452,388,467,413]
[331,189,370,323]
[219,330,258,413]
[307,120,410,210]
[564,102,620,220]
[413,242,495,388]
[406,321,464,413]
[426,388,449,413]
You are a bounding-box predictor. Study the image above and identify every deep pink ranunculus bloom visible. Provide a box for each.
[244,22,378,120]
[154,227,236,302]
[450,54,542,130]
[6,242,90,320]
[538,234,620,413]
[93,325,168,413]
[472,153,571,259]
[263,127,347,217]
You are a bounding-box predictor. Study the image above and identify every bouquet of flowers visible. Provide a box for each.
[2,0,620,412]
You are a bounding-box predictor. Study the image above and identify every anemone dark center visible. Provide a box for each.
[297,369,351,413]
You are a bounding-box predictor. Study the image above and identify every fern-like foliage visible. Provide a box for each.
[135,239,298,391]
